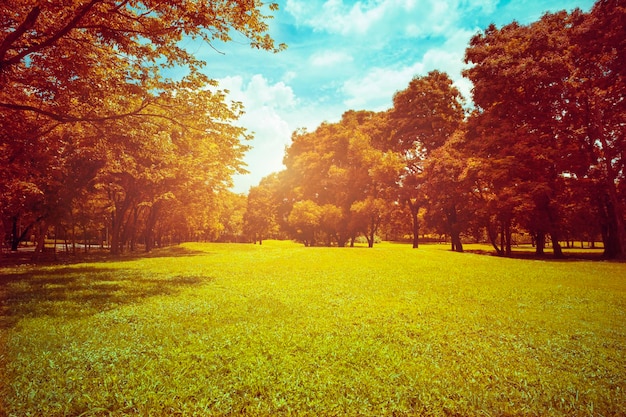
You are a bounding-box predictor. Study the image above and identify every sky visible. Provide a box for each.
[194,0,596,193]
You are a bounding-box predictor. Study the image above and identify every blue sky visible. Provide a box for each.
[197,0,596,193]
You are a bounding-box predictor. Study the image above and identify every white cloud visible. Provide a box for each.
[217,75,298,192]
[340,25,476,111]
[286,0,469,38]
[341,62,425,110]
[248,74,297,109]
[421,28,476,99]
[282,71,297,83]
[310,50,353,67]
[312,0,383,35]
[219,75,297,110]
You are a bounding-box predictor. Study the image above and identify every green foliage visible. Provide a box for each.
[1,243,625,416]
[280,111,400,247]
[463,3,626,258]
[1,0,284,255]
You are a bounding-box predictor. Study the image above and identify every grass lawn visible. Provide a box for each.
[1,241,625,416]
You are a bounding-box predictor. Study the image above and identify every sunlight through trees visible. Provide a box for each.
[2,0,624,259]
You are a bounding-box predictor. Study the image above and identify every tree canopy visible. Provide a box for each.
[3,0,624,260]
[244,0,625,259]
[1,0,284,255]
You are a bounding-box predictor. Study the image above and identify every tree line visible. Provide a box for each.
[1,1,623,260]
[245,0,626,259]
[0,0,283,257]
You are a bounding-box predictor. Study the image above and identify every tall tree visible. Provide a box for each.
[350,197,389,248]
[216,192,247,243]
[282,110,399,246]
[465,12,581,258]
[287,200,322,247]
[464,3,625,258]
[388,70,465,248]
[568,0,626,258]
[0,0,284,122]
[422,130,470,252]
[99,87,249,253]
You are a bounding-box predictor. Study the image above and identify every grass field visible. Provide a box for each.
[1,241,625,416]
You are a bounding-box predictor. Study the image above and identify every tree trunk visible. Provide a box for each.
[589,101,626,259]
[408,200,419,249]
[498,220,512,256]
[110,214,121,255]
[128,206,140,252]
[0,223,5,254]
[505,220,512,256]
[550,232,564,259]
[601,190,626,259]
[10,215,36,251]
[10,216,20,251]
[31,220,49,262]
[110,196,133,255]
[71,223,76,255]
[83,226,89,253]
[499,223,505,255]
[486,220,503,256]
[535,231,545,256]
[447,205,463,252]
[451,232,463,252]
[144,204,161,252]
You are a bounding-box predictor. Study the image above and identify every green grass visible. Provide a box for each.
[1,241,625,416]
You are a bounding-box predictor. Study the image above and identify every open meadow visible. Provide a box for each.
[1,241,625,416]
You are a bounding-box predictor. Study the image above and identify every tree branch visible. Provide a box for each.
[0,100,151,123]
[0,6,40,66]
[0,100,204,132]
[0,0,102,71]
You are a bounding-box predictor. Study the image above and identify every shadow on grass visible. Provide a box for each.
[0,264,211,329]
[0,244,210,267]
[464,248,609,262]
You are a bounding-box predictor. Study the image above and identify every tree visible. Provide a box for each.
[245,174,281,244]
[388,70,465,248]
[0,121,104,254]
[0,1,284,123]
[350,197,389,248]
[465,11,583,258]
[287,200,322,247]
[1,0,284,256]
[422,131,470,252]
[568,0,626,258]
[217,192,247,243]
[464,3,625,258]
[318,204,344,246]
[281,110,399,247]
[102,87,250,253]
